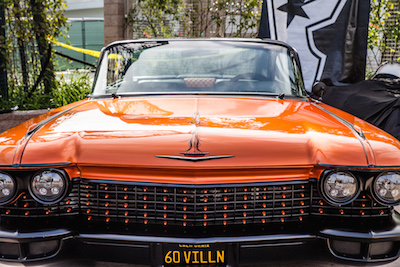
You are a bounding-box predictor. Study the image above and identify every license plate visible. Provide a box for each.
[163,243,226,265]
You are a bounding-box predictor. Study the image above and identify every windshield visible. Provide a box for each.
[92,40,305,96]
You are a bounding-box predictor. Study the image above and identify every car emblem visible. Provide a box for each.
[156,112,234,162]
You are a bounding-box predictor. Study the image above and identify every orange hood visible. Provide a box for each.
[1,97,400,184]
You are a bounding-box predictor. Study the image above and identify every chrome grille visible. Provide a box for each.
[0,180,391,222]
[311,187,392,217]
[0,181,80,218]
[80,181,311,226]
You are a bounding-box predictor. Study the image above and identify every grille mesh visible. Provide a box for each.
[80,182,310,226]
[0,180,392,224]
[0,181,79,218]
[311,187,390,218]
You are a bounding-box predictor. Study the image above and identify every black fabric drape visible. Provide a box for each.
[258,0,370,88]
[322,79,400,140]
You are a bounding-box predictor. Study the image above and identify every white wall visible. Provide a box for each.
[64,0,104,19]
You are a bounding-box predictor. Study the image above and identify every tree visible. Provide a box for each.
[368,0,400,66]
[2,0,67,102]
[126,0,262,38]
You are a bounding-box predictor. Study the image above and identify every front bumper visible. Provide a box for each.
[1,216,400,266]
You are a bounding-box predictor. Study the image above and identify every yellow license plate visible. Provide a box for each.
[163,244,226,265]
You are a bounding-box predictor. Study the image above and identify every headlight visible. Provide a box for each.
[321,171,360,205]
[0,172,16,204]
[29,170,68,204]
[373,172,400,205]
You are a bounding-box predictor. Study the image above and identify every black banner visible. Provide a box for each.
[258,0,370,90]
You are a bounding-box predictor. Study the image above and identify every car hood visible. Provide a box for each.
[2,96,400,183]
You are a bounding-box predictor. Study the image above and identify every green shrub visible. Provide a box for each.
[0,71,93,111]
[52,71,93,107]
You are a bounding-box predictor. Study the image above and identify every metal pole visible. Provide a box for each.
[82,20,86,64]
[0,1,8,101]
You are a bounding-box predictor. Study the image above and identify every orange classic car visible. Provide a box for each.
[0,39,400,265]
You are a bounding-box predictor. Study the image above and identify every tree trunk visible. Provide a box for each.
[29,0,54,94]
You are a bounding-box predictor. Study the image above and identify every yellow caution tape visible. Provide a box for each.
[52,40,101,58]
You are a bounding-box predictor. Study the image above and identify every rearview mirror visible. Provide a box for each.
[311,81,326,100]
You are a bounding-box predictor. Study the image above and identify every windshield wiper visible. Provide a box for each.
[111,93,120,99]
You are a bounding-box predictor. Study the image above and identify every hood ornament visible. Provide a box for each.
[155,154,235,162]
[156,112,234,162]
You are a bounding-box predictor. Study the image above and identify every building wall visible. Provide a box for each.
[104,0,132,46]
[64,0,104,18]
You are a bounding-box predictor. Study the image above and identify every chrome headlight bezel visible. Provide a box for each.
[372,171,400,206]
[29,169,69,204]
[0,172,16,205]
[320,171,360,206]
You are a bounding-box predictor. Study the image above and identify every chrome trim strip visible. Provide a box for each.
[318,163,400,169]
[77,233,316,244]
[0,229,72,243]
[320,226,400,241]
[155,155,235,162]
[89,92,308,101]
[25,102,86,138]
[80,178,310,188]
[16,102,88,166]
[82,241,149,248]
[241,242,306,248]
[311,103,374,166]
[0,162,73,168]
[12,162,73,168]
